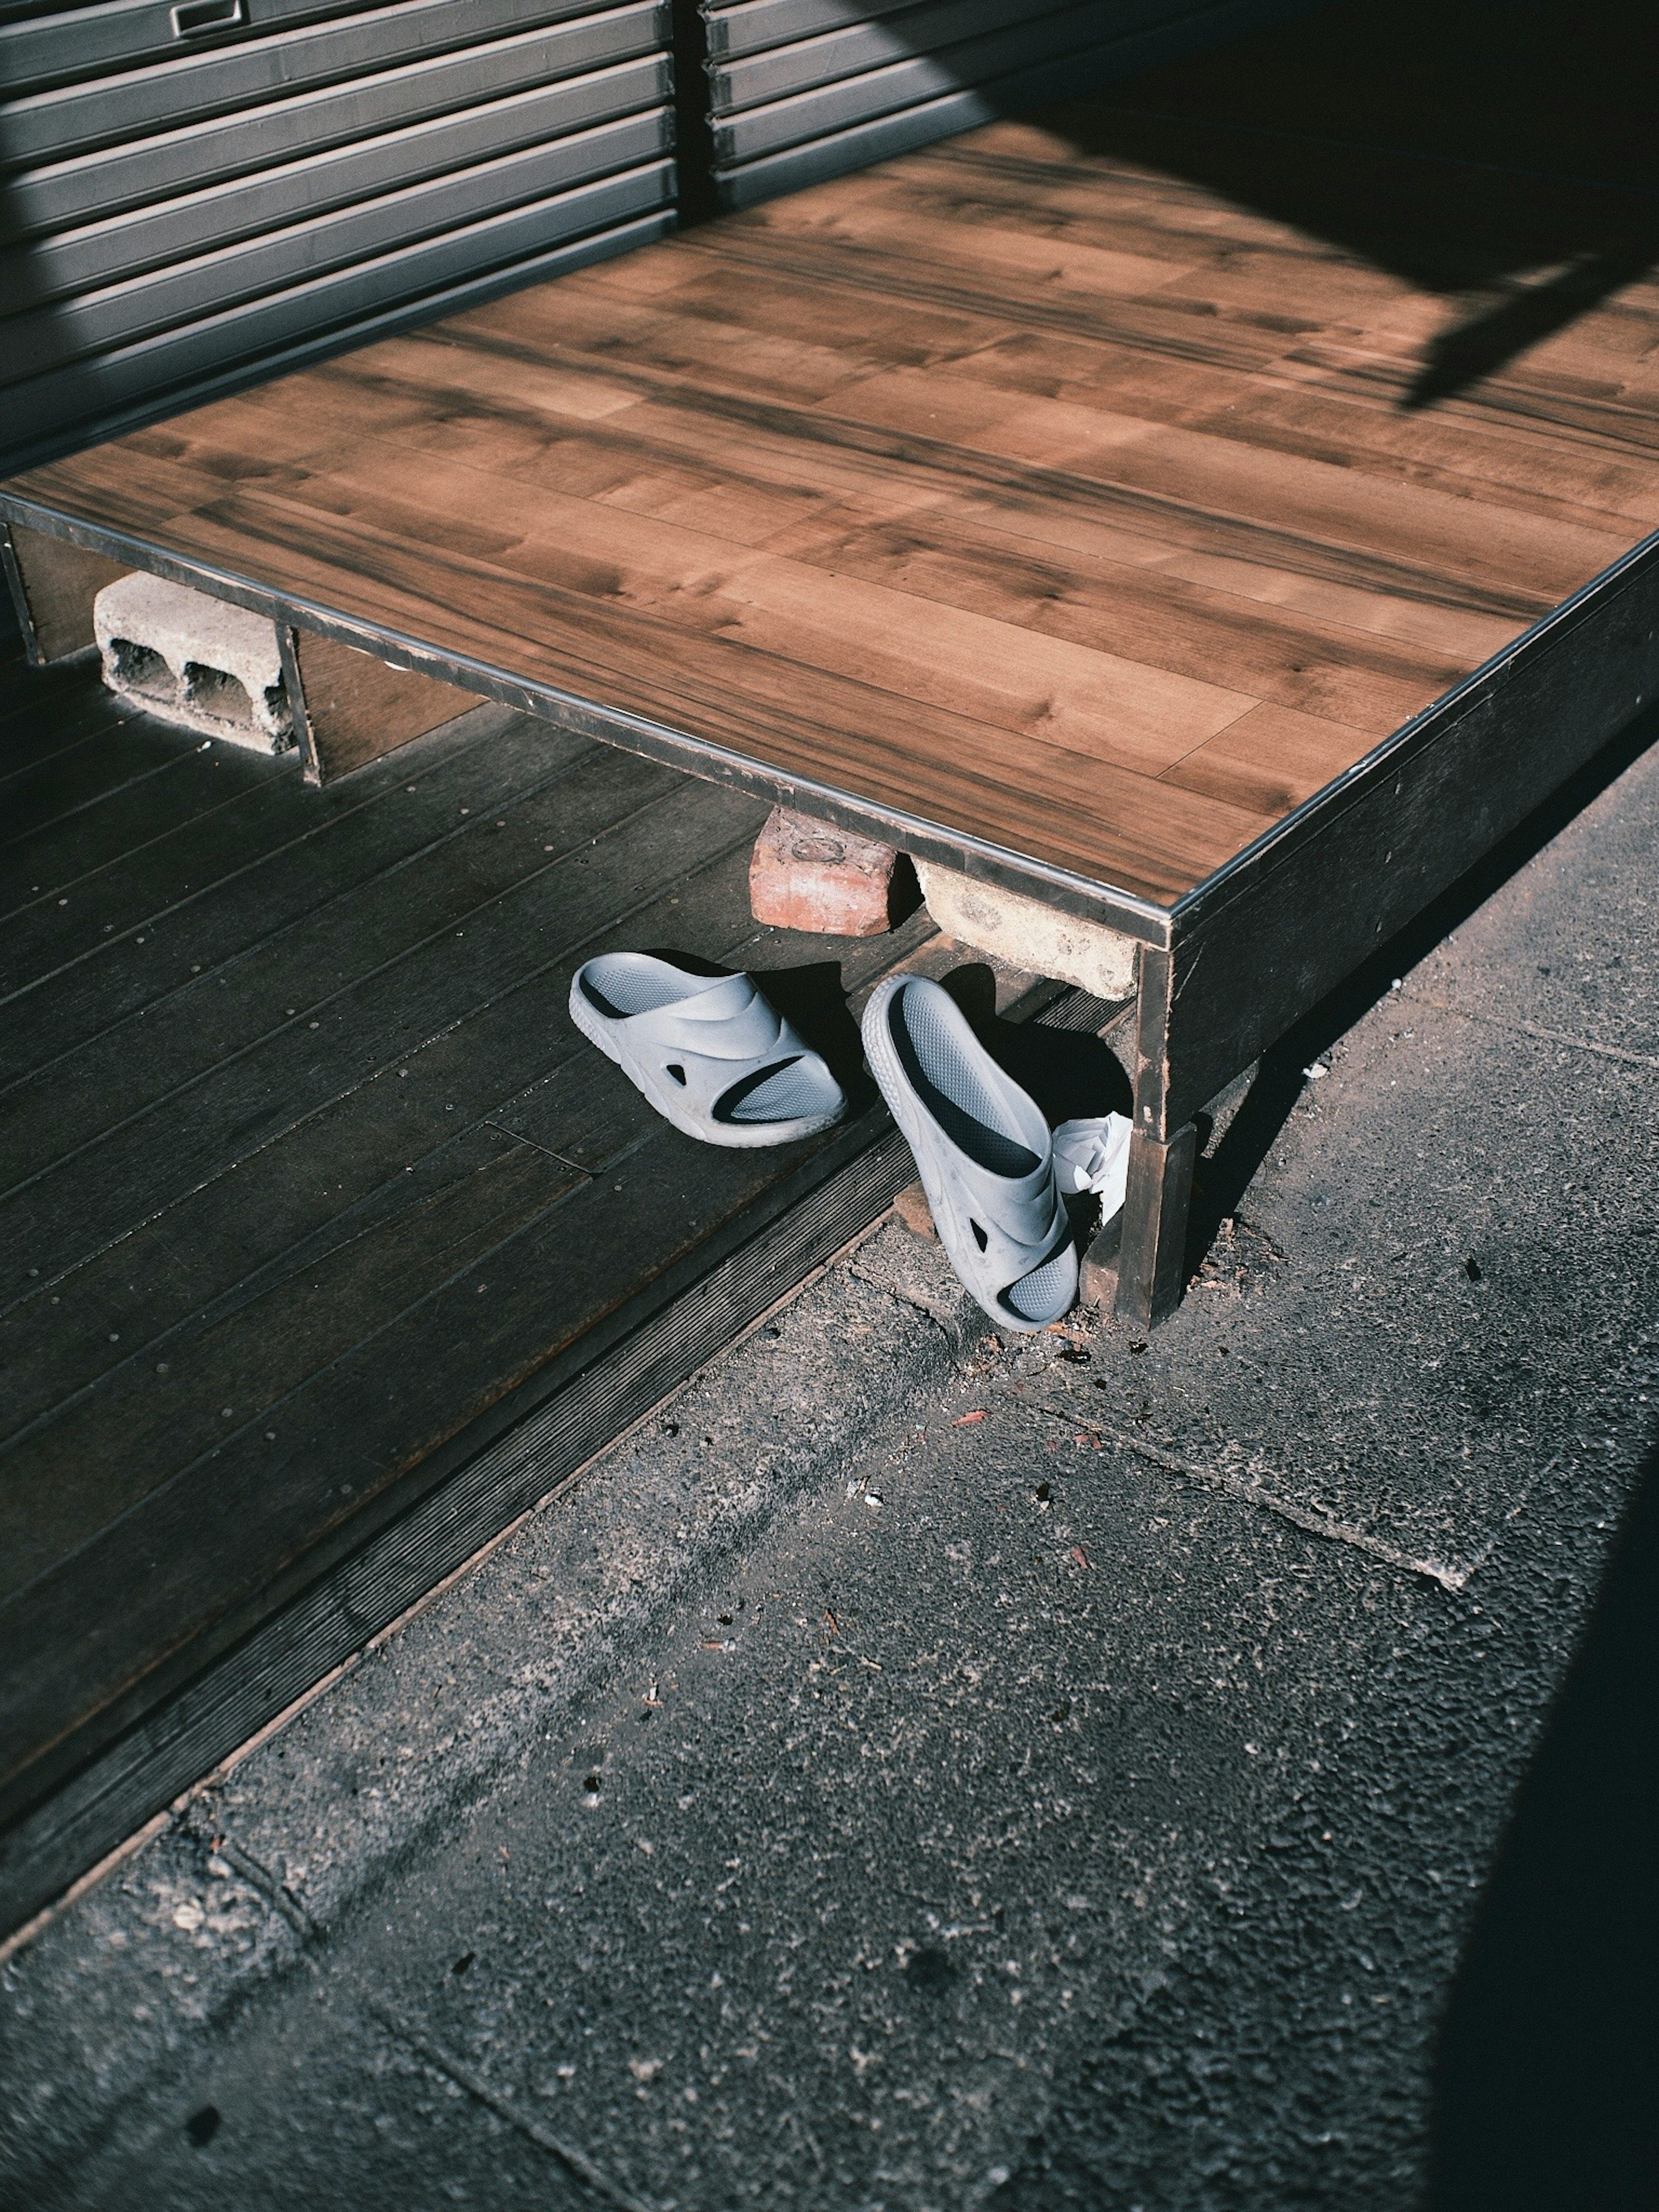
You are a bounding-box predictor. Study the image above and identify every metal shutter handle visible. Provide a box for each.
[171,0,246,36]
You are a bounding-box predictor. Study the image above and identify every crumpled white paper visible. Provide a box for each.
[1052,1111,1132,1219]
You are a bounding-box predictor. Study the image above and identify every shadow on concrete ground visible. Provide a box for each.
[1429,1434,1659,2211]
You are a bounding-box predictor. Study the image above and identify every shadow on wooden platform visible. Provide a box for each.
[1070,0,1659,408]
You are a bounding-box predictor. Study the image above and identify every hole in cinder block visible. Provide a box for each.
[109,638,176,702]
[183,662,254,730]
[261,682,292,736]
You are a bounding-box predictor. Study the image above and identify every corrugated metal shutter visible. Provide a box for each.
[0,0,676,471]
[699,0,1315,209]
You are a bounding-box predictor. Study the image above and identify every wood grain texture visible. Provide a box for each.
[0,657,955,1826]
[286,626,484,782]
[5,526,130,664]
[11,76,1659,907]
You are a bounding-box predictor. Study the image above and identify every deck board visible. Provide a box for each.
[14,73,1659,909]
[0,711,568,1012]
[0,730,289,909]
[0,657,1003,1866]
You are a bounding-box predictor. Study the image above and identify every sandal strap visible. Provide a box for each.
[625,973,785,1064]
[614,978,823,1125]
[925,1150,1069,1288]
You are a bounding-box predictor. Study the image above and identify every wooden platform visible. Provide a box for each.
[0,650,1123,1933]
[9,16,1659,1294]
[10,64,1659,891]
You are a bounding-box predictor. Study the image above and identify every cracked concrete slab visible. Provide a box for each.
[1068,1000,1657,1577]
[16,1325,1450,2212]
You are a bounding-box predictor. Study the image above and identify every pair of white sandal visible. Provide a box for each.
[570,953,1120,1333]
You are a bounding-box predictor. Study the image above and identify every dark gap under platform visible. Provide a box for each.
[0,655,1121,1934]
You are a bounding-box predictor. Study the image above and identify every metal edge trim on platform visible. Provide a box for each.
[8,488,1655,958]
[0,490,1175,944]
[1167,527,1659,940]
[0,1112,916,1939]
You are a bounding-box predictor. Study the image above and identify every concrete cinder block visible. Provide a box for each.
[749,806,908,935]
[93,571,295,752]
[913,858,1139,1001]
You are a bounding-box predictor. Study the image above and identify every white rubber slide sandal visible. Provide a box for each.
[861,973,1078,1332]
[569,953,846,1148]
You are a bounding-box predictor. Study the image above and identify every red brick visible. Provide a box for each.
[893,1180,938,1240]
[748,806,906,936]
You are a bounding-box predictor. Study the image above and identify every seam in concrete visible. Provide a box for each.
[179,1835,653,2209]
[1402,990,1659,1070]
[0,1697,354,1967]
[212,1835,318,1942]
[0,1807,172,1970]
[364,2003,659,2212]
[3,1626,406,1967]
[1026,1402,1473,1592]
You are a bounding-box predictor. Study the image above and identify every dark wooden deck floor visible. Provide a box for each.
[2,656,1102,1928]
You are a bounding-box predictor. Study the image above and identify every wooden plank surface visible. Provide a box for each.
[0,657,965,1835]
[10,25,1659,910]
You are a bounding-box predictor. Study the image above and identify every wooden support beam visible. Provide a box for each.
[1109,942,1196,1328]
[1113,1120,1198,1331]
[279,626,480,783]
[3,522,130,664]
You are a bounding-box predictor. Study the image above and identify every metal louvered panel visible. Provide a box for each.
[4,106,672,345]
[710,0,1106,111]
[3,46,668,236]
[0,0,674,476]
[4,161,676,448]
[702,0,919,63]
[712,75,1045,208]
[701,0,1320,207]
[0,0,664,167]
[711,0,1161,165]
[0,0,392,102]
